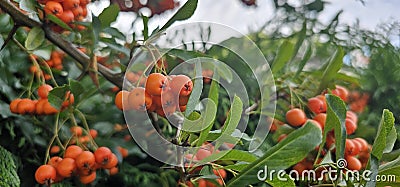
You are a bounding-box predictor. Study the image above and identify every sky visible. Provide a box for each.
[89,0,400,46]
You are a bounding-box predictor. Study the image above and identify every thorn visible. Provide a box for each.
[1,24,19,51]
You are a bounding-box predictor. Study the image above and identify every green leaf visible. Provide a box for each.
[227,122,322,187]
[376,155,400,186]
[98,4,120,28]
[69,79,84,103]
[165,49,207,61]
[101,41,130,56]
[185,62,203,116]
[266,174,296,187]
[32,46,52,60]
[318,47,344,93]
[25,27,45,51]
[103,27,126,40]
[224,164,248,172]
[371,109,396,160]
[213,59,233,83]
[48,85,69,110]
[196,149,257,165]
[0,145,20,187]
[47,14,73,31]
[142,15,149,40]
[320,94,346,160]
[271,40,295,74]
[215,95,243,150]
[196,72,219,147]
[159,0,198,31]
[19,0,36,13]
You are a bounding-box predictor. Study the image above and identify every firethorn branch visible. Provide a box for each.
[0,0,124,87]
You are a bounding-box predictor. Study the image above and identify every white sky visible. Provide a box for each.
[89,0,400,46]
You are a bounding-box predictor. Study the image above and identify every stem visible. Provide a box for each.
[44,112,60,164]
[75,109,98,149]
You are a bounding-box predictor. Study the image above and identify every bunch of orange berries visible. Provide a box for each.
[270,85,371,178]
[35,146,119,185]
[30,50,65,80]
[39,0,89,32]
[115,73,193,117]
[9,84,74,115]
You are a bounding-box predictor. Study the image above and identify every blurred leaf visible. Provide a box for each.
[93,122,114,135]
[32,46,52,60]
[48,85,69,110]
[69,79,84,102]
[19,0,36,13]
[159,0,198,31]
[25,27,44,51]
[103,27,125,40]
[92,15,101,45]
[213,59,233,83]
[271,40,295,74]
[227,122,322,187]
[98,4,120,28]
[295,42,312,77]
[165,49,207,61]
[47,14,72,31]
[318,47,344,93]
[101,41,130,56]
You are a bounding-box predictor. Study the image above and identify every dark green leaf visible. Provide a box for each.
[47,14,73,31]
[318,47,344,93]
[377,155,400,186]
[295,42,313,77]
[266,174,296,187]
[159,0,198,31]
[227,122,322,187]
[103,27,126,40]
[48,85,69,110]
[25,27,45,51]
[69,79,84,101]
[142,15,149,40]
[0,145,20,187]
[98,4,120,28]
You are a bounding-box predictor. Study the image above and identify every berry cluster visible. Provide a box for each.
[30,50,65,80]
[40,0,89,32]
[182,143,231,187]
[9,84,74,115]
[270,85,371,179]
[35,146,119,185]
[115,73,193,117]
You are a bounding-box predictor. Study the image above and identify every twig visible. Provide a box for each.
[0,0,123,87]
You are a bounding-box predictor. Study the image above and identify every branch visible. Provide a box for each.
[0,0,123,87]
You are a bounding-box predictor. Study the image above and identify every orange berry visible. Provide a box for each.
[117,146,128,158]
[103,153,118,169]
[345,155,362,171]
[48,156,63,167]
[89,129,98,138]
[345,118,357,135]
[313,113,327,129]
[145,73,168,96]
[75,151,96,170]
[128,87,152,111]
[62,91,74,108]
[62,0,80,10]
[70,126,83,136]
[57,10,74,25]
[17,99,36,114]
[44,1,64,16]
[56,158,76,177]
[308,97,326,114]
[38,84,53,99]
[43,100,59,115]
[115,90,129,110]
[79,171,96,184]
[285,108,307,127]
[35,165,57,184]
[94,147,112,165]
[169,75,193,96]
[9,99,22,114]
[108,167,118,175]
[50,145,60,154]
[64,145,83,159]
